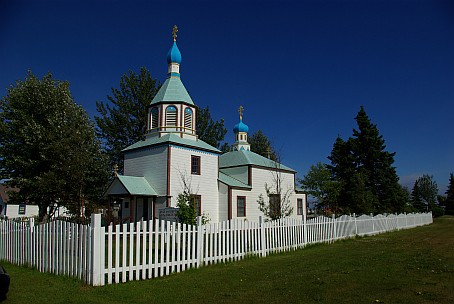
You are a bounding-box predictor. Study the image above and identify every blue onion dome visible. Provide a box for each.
[167,41,182,64]
[233,119,249,133]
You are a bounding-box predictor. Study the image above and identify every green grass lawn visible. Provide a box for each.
[2,216,453,304]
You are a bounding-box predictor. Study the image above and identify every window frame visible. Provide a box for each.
[269,194,281,218]
[191,155,201,175]
[18,203,26,215]
[297,198,303,215]
[150,107,159,129]
[237,196,246,217]
[165,105,178,127]
[184,107,193,130]
[191,194,202,216]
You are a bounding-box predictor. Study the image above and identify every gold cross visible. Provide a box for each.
[238,105,244,120]
[172,25,178,42]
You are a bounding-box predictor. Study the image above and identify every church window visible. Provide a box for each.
[191,155,201,175]
[184,107,193,130]
[191,195,202,216]
[237,196,246,217]
[18,203,26,215]
[269,194,281,218]
[297,198,303,215]
[166,106,177,126]
[151,108,159,129]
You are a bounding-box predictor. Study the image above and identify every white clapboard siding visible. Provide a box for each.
[0,212,433,286]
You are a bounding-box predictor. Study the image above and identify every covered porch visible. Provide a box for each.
[105,175,158,224]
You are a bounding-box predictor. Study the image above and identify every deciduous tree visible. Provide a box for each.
[411,174,438,212]
[298,162,340,211]
[0,71,108,220]
[257,155,293,221]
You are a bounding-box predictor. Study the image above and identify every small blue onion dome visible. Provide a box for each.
[167,41,182,64]
[233,119,249,133]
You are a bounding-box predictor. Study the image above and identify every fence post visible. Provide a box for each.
[91,213,104,286]
[353,213,357,236]
[259,216,266,257]
[302,204,307,247]
[370,213,375,234]
[196,216,203,268]
[28,217,35,266]
[332,214,337,242]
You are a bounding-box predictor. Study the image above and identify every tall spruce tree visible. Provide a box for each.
[196,106,229,152]
[327,106,405,214]
[0,71,109,220]
[96,70,229,169]
[249,130,277,160]
[444,173,454,215]
[95,68,160,172]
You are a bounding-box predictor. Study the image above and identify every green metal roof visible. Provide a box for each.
[150,77,194,105]
[122,133,221,154]
[219,150,295,172]
[218,171,252,189]
[111,176,157,196]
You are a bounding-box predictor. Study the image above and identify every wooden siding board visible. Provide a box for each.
[124,145,168,196]
[169,146,219,222]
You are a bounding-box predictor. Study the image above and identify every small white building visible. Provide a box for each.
[105,29,306,223]
[0,184,70,219]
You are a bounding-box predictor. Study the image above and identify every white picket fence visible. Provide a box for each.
[0,212,432,286]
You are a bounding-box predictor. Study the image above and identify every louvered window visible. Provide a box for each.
[184,107,193,130]
[166,106,177,126]
[151,108,159,129]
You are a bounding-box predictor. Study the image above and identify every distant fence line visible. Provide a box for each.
[0,212,433,286]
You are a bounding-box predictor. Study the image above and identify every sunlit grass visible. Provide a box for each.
[2,216,453,303]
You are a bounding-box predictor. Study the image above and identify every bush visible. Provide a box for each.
[432,205,445,218]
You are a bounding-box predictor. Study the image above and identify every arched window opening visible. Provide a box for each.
[151,108,159,129]
[166,106,177,127]
[184,107,193,130]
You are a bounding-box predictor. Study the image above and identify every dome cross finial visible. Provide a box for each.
[172,25,178,42]
[238,105,244,120]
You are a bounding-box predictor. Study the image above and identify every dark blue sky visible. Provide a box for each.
[1,0,453,192]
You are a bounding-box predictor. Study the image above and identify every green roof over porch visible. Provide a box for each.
[105,176,157,196]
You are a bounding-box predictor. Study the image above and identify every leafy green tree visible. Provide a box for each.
[0,71,108,220]
[298,162,340,211]
[249,130,277,160]
[411,174,438,212]
[95,67,160,171]
[196,106,229,152]
[175,191,198,225]
[327,107,405,214]
[444,173,454,215]
[174,172,210,225]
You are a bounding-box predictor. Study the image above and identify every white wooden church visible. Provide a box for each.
[105,27,306,223]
